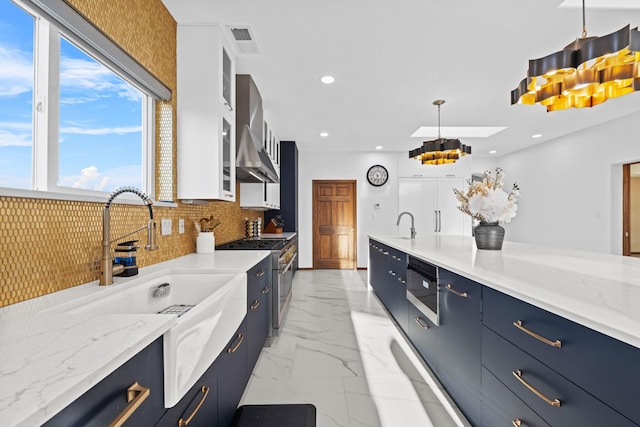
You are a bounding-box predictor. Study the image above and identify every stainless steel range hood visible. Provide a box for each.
[236,74,279,183]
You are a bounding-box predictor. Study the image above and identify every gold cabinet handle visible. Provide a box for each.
[512,419,522,427]
[414,317,429,330]
[513,320,562,348]
[250,299,260,310]
[108,382,150,427]
[227,333,244,353]
[445,284,468,298]
[255,269,266,277]
[261,286,270,294]
[512,370,561,407]
[178,386,210,426]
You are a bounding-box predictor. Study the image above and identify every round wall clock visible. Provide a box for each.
[367,165,389,187]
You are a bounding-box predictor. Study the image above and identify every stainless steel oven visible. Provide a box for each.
[406,256,439,325]
[274,238,297,336]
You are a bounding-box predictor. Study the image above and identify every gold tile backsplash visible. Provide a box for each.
[0,191,265,307]
[0,1,265,307]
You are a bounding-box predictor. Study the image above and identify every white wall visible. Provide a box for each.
[496,112,640,254]
[298,151,398,268]
[297,151,494,268]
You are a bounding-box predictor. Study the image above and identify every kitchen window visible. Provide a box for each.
[0,0,171,201]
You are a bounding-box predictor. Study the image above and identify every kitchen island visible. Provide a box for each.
[369,235,640,426]
[0,251,270,427]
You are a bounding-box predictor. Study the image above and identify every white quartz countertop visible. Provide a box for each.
[0,250,270,427]
[369,235,640,350]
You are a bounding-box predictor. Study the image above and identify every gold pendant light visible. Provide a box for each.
[409,100,471,165]
[511,0,640,112]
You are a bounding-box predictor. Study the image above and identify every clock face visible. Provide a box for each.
[367,165,389,187]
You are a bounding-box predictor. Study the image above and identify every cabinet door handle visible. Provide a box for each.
[255,268,266,277]
[512,419,522,427]
[438,210,442,232]
[108,382,150,427]
[414,317,429,329]
[178,386,210,426]
[227,333,245,353]
[224,100,233,112]
[434,210,438,232]
[261,286,270,294]
[512,370,561,407]
[250,299,260,310]
[445,284,468,298]
[513,320,562,348]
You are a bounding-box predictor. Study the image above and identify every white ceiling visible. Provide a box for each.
[161,0,640,157]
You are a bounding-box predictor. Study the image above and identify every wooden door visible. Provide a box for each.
[313,180,357,269]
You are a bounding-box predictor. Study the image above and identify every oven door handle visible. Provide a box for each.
[280,252,298,274]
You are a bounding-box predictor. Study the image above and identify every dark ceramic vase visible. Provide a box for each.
[474,221,505,250]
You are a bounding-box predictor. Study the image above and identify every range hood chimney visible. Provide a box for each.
[235,74,279,183]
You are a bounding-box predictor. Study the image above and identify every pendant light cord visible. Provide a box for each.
[437,103,441,139]
[582,0,587,38]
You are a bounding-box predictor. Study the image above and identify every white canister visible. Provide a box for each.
[196,232,215,253]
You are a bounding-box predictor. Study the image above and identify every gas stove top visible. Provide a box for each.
[216,238,288,251]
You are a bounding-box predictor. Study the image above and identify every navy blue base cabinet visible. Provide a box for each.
[437,269,482,426]
[218,319,249,427]
[43,338,166,427]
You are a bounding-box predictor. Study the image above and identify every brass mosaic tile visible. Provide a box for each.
[0,191,264,307]
[0,1,266,308]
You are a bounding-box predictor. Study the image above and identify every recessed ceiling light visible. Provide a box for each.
[489,150,498,154]
[320,75,335,84]
[320,132,329,137]
[375,146,383,150]
[410,126,507,138]
[532,133,543,139]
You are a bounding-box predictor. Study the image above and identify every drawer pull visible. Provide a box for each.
[414,317,429,330]
[512,419,522,427]
[445,284,468,298]
[513,370,561,407]
[513,320,562,348]
[255,269,266,277]
[178,386,210,426]
[227,333,245,353]
[108,382,150,427]
[250,299,260,310]
[261,286,270,294]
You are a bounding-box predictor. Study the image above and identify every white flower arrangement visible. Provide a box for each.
[453,168,521,224]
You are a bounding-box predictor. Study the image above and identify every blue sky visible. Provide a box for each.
[0,0,143,192]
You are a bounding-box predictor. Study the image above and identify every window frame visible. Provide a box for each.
[0,0,172,204]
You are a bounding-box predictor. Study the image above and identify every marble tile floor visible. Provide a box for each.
[240,269,470,427]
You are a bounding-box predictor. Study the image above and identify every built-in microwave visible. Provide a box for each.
[406,256,439,325]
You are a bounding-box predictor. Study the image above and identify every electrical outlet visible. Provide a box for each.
[178,218,185,234]
[161,218,172,236]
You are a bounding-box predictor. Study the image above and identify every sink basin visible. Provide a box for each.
[64,272,247,407]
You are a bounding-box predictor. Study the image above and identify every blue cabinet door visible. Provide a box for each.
[406,302,440,373]
[437,269,482,426]
[217,318,248,427]
[43,338,165,427]
[247,282,270,374]
[155,359,217,427]
[482,326,636,427]
[482,367,550,427]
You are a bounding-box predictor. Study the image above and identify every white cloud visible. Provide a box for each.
[58,164,141,192]
[59,125,142,135]
[0,122,32,147]
[60,56,142,102]
[0,45,33,96]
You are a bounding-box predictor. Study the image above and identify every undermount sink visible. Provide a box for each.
[62,272,247,407]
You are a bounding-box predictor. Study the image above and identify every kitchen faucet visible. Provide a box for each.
[397,211,416,239]
[100,187,158,286]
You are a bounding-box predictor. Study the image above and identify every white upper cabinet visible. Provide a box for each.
[177,25,236,201]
